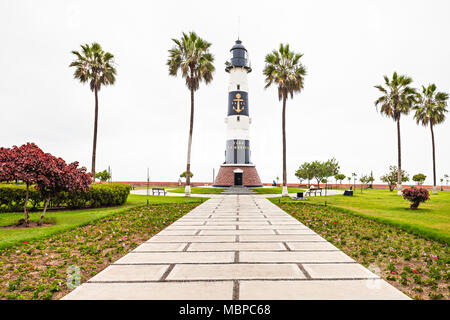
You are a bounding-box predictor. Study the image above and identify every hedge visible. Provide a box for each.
[0,183,131,212]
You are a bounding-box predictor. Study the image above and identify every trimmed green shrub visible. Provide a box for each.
[0,183,130,212]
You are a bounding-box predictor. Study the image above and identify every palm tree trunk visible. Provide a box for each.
[38,197,51,226]
[396,118,402,195]
[92,88,99,178]
[430,123,437,194]
[281,95,288,197]
[185,86,194,197]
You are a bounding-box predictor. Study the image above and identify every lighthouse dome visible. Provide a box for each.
[226,40,252,72]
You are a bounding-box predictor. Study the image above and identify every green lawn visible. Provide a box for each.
[252,187,304,194]
[0,194,206,248]
[283,189,450,243]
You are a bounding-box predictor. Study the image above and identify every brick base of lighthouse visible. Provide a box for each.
[213,165,262,187]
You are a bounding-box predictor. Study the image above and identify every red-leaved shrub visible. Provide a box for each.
[402,187,430,209]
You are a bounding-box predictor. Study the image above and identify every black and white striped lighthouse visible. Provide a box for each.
[213,39,262,187]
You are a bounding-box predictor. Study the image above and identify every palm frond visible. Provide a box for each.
[69,42,117,92]
[167,31,215,91]
[263,43,306,101]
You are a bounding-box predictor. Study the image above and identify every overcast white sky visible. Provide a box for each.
[1,0,449,184]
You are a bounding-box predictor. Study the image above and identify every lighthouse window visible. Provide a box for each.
[237,116,240,122]
[237,84,240,90]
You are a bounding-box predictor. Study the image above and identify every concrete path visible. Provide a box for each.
[63,195,409,300]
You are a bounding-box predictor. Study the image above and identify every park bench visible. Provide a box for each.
[152,188,167,196]
[304,188,322,196]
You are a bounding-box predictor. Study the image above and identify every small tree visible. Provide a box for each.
[440,178,444,191]
[445,174,449,186]
[347,176,351,187]
[95,170,111,182]
[381,165,409,192]
[360,175,371,193]
[402,187,430,209]
[412,173,427,185]
[295,162,314,187]
[36,157,91,225]
[12,143,46,226]
[311,158,339,188]
[335,173,346,185]
[180,171,193,182]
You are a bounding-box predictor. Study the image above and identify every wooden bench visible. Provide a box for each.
[152,188,167,196]
[304,188,322,196]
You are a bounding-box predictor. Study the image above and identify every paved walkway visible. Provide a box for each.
[63,195,409,300]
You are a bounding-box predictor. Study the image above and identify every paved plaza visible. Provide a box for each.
[63,195,409,300]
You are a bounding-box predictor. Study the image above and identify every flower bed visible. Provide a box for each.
[277,201,449,300]
[0,202,199,300]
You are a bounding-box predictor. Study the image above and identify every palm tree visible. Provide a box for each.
[167,32,215,197]
[413,84,448,194]
[263,44,306,197]
[374,72,416,195]
[70,43,116,177]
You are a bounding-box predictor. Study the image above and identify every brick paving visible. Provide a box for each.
[62,195,409,300]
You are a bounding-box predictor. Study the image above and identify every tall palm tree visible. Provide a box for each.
[70,43,116,177]
[374,72,416,195]
[413,84,448,194]
[263,44,306,197]
[167,32,215,197]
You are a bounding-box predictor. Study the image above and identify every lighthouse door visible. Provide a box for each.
[234,172,243,186]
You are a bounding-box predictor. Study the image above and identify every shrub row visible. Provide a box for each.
[0,183,131,212]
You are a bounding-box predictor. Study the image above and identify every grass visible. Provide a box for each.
[272,200,449,300]
[0,202,201,300]
[0,194,207,249]
[251,187,304,194]
[299,189,450,244]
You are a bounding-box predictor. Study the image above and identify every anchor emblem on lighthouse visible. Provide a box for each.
[232,93,245,113]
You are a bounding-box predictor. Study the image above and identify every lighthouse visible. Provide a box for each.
[213,39,262,187]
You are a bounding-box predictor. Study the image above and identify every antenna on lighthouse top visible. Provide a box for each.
[237,16,240,40]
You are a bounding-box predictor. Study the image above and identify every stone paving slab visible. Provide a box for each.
[88,264,170,282]
[114,252,234,264]
[239,280,409,300]
[166,263,306,280]
[240,251,355,263]
[63,195,410,300]
[148,235,236,242]
[62,281,234,300]
[285,242,340,251]
[187,242,287,251]
[133,243,186,252]
[239,235,326,242]
[199,230,276,235]
[302,263,379,279]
